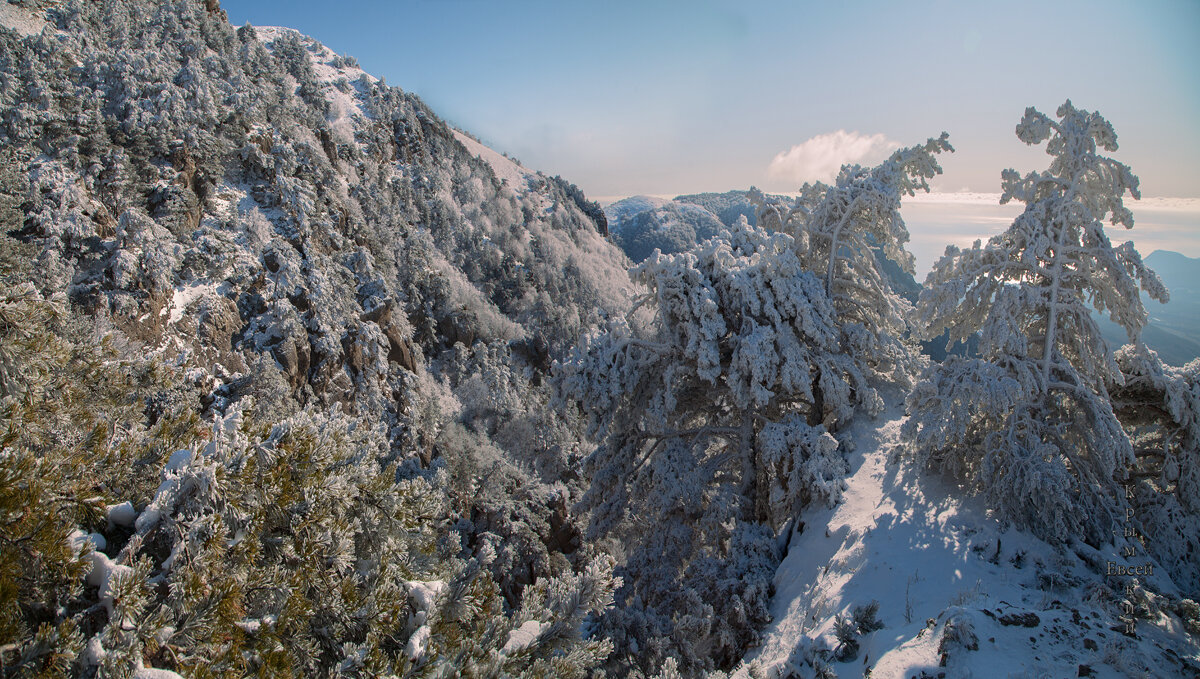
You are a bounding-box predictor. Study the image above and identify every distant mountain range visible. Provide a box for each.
[605,194,1199,365]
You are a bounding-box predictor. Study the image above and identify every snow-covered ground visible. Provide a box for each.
[165,281,227,325]
[739,400,1199,678]
[0,2,48,37]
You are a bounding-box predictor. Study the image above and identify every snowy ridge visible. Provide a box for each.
[254,25,376,143]
[740,402,1198,678]
[603,194,675,232]
[452,130,536,196]
[244,21,631,336]
[602,194,726,240]
[599,195,728,263]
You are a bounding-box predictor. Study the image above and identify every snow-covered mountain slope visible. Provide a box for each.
[3,2,635,402]
[1,4,637,671]
[739,403,1199,678]
[602,195,727,262]
[253,24,377,139]
[451,129,536,195]
[604,194,676,233]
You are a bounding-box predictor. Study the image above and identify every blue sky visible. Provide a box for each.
[222,0,1200,271]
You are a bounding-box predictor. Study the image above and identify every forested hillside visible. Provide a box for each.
[1,1,1197,678]
[1,1,632,675]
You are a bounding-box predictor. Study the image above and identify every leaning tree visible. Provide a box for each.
[904,101,1168,546]
[750,132,952,399]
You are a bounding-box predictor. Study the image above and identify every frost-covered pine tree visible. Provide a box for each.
[557,220,846,672]
[904,101,1168,545]
[749,132,952,392]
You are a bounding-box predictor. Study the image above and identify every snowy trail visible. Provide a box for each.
[743,406,973,676]
[739,406,1198,678]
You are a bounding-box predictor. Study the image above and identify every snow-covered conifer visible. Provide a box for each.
[904,101,1168,546]
[560,134,949,673]
[749,133,952,390]
[558,220,851,672]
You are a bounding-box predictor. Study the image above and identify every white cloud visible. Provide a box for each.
[767,130,900,185]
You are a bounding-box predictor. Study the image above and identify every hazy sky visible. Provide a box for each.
[221,0,1200,272]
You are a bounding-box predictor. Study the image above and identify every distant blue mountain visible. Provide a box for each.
[1095,250,1200,366]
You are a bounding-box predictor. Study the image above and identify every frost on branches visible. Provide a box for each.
[557,130,947,669]
[558,220,847,671]
[749,132,952,392]
[904,101,1168,547]
[1110,347,1200,597]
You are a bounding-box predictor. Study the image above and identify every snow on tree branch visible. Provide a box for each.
[904,101,1169,547]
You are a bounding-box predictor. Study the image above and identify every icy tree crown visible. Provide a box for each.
[1002,100,1141,232]
[748,134,951,389]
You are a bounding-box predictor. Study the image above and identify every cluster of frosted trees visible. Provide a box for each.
[560,102,1197,675]
[559,130,953,673]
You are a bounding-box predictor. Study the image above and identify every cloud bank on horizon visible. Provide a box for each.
[902,193,1200,279]
[767,130,900,185]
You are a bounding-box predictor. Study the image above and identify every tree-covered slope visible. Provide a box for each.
[0,0,635,675]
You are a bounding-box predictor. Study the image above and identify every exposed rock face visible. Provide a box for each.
[360,299,418,372]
